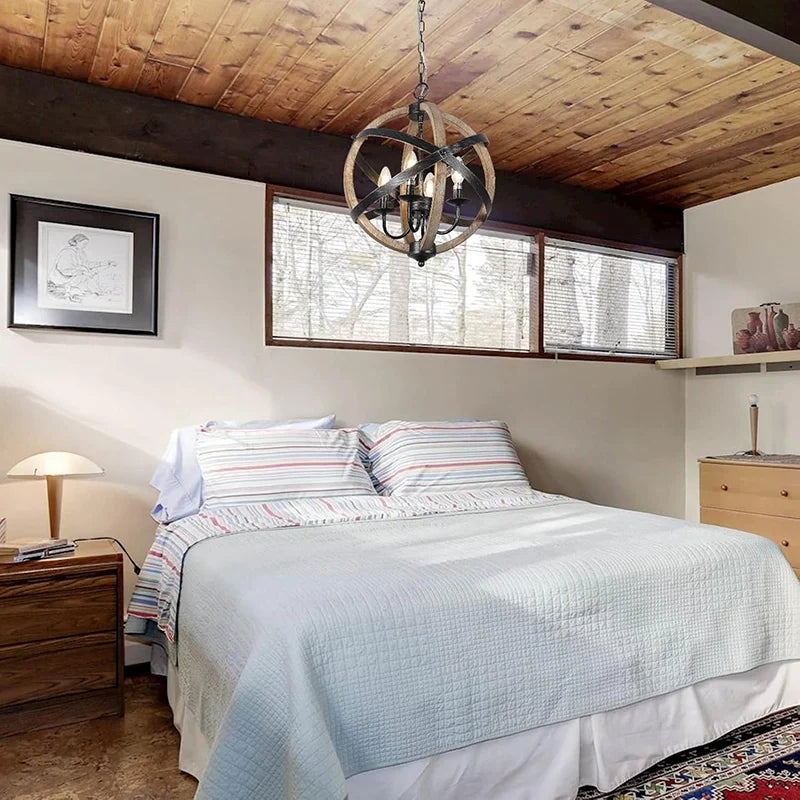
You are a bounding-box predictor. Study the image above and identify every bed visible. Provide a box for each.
[128,491,800,800]
[126,421,800,800]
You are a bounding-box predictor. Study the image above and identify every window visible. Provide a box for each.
[270,195,534,353]
[543,238,679,360]
[268,190,681,361]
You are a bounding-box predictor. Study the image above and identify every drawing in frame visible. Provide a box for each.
[8,195,159,335]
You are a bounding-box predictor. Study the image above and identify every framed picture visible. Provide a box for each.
[8,195,159,335]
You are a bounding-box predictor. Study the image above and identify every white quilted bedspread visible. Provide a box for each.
[171,497,800,800]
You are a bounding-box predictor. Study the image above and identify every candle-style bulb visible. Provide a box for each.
[377,166,391,187]
[749,394,759,407]
[402,150,418,172]
[451,157,465,187]
[423,172,435,198]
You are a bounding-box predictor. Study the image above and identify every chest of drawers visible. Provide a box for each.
[699,458,800,578]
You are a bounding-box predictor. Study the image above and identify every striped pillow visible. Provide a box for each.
[196,428,377,507]
[366,420,530,496]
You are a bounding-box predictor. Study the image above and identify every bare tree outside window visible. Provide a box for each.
[542,238,676,358]
[271,198,531,351]
[270,196,677,360]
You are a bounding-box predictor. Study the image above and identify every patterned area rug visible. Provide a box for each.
[577,706,800,799]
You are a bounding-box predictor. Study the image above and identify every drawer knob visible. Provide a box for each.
[781,489,789,497]
[720,484,728,491]
[781,540,790,548]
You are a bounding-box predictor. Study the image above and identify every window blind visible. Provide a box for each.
[542,237,679,359]
[271,196,534,352]
[269,193,681,361]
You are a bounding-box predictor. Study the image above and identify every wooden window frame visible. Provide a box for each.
[265,185,683,364]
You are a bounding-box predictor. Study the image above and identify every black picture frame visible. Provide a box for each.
[8,195,159,335]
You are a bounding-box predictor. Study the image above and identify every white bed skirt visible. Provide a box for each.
[167,659,800,800]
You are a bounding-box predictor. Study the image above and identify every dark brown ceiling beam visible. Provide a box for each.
[651,1,800,65]
[0,63,683,252]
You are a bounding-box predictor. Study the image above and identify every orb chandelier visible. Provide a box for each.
[343,0,495,266]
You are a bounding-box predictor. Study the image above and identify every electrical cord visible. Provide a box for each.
[73,536,141,574]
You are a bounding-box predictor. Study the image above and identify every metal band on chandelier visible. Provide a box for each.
[342,0,495,266]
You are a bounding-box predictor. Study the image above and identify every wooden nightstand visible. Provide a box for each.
[700,457,800,579]
[0,540,124,737]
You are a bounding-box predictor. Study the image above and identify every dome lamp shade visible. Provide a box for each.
[8,452,104,538]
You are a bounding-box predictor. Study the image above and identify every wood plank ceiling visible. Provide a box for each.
[2,0,800,207]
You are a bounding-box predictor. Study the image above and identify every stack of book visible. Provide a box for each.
[0,538,76,564]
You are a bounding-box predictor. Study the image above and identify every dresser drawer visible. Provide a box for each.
[0,632,117,707]
[700,507,800,569]
[0,574,117,647]
[699,462,800,517]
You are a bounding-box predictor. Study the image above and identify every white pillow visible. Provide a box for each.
[150,415,335,523]
[204,417,335,431]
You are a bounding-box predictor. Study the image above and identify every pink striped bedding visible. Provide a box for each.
[365,420,530,495]
[196,427,376,506]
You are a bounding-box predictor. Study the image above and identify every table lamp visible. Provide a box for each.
[7,452,104,538]
[747,394,760,456]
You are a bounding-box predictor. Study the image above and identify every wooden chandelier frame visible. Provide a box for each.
[343,100,496,257]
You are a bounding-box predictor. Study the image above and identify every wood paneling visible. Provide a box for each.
[4,0,800,206]
[136,56,189,98]
[88,0,171,90]
[176,0,285,107]
[244,0,410,123]
[145,0,227,68]
[40,0,110,80]
[0,0,47,69]
[651,0,800,68]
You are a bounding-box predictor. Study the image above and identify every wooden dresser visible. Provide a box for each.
[699,457,800,578]
[0,540,124,737]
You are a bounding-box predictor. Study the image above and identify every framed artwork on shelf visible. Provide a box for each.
[8,195,159,335]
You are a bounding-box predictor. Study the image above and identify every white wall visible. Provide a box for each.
[684,176,800,519]
[0,138,686,601]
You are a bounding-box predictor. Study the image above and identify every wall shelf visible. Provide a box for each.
[657,350,800,375]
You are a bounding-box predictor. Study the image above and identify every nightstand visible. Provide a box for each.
[0,540,124,737]
[700,457,800,579]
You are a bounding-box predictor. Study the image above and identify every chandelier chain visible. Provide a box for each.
[414,0,428,100]
[343,0,494,266]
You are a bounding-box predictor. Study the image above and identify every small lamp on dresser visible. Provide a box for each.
[7,452,104,538]
[747,394,762,456]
